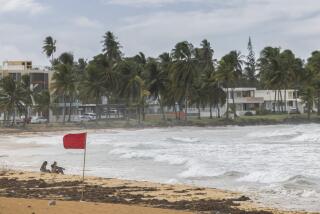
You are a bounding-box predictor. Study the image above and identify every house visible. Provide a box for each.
[224,88,264,116]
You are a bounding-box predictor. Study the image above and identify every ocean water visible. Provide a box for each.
[0,124,319,211]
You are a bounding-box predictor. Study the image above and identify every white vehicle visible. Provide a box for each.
[80,113,96,121]
[31,116,48,124]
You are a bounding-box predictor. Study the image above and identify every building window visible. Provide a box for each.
[242,91,251,97]
[288,101,293,107]
[236,92,241,98]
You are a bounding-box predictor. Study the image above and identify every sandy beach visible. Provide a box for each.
[0,170,316,214]
[0,197,190,214]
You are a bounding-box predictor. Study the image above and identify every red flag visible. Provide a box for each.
[63,133,87,149]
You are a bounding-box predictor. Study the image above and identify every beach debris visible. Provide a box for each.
[48,200,56,206]
[0,176,272,214]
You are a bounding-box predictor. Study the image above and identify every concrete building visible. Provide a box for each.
[0,60,52,90]
[0,60,52,121]
[255,90,304,113]
[166,88,305,118]
[225,88,264,116]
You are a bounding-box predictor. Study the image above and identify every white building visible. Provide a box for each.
[255,90,304,113]
[185,88,305,117]
[224,88,264,116]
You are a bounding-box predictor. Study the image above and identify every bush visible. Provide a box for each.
[256,109,273,115]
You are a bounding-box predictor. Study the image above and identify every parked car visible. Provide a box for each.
[80,113,96,121]
[31,116,48,124]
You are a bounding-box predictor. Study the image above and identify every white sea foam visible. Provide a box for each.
[0,124,320,212]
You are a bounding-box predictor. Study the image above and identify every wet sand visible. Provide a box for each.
[0,197,190,214]
[0,170,315,214]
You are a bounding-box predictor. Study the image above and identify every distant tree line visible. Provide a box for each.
[1,32,320,125]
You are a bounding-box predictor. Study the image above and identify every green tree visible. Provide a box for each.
[244,37,256,85]
[116,60,148,123]
[258,47,282,112]
[306,51,320,115]
[20,75,37,126]
[42,36,57,63]
[145,58,167,120]
[34,90,51,122]
[171,41,198,121]
[102,31,122,63]
[51,53,77,123]
[0,76,25,126]
[216,51,243,118]
[80,58,109,120]
[300,86,315,120]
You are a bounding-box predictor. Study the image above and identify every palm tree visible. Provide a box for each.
[216,51,243,119]
[80,60,107,120]
[145,59,167,120]
[51,57,76,124]
[301,86,315,120]
[306,51,320,115]
[20,75,37,126]
[42,36,57,63]
[102,31,122,63]
[34,90,51,122]
[0,76,25,126]
[116,60,148,123]
[171,41,198,121]
[194,39,215,119]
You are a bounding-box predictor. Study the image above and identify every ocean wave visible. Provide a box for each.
[167,137,200,143]
[289,133,320,142]
[237,171,292,183]
[284,175,318,187]
[247,129,301,139]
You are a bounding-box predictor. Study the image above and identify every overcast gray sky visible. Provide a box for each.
[0,0,320,65]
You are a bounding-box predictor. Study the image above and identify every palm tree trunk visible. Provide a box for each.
[284,88,287,112]
[159,98,166,120]
[23,108,28,127]
[138,106,141,124]
[209,104,213,119]
[68,96,72,122]
[295,89,299,113]
[276,90,279,112]
[96,98,100,124]
[142,101,145,121]
[197,106,201,120]
[308,102,311,120]
[317,90,320,116]
[273,90,276,112]
[12,106,16,126]
[217,104,221,118]
[226,88,229,119]
[279,90,283,112]
[232,88,236,118]
[185,87,189,121]
[63,95,66,124]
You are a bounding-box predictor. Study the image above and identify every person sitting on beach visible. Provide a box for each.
[51,161,65,174]
[40,161,51,173]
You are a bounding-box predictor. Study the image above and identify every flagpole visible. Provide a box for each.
[81,144,87,201]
